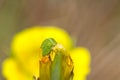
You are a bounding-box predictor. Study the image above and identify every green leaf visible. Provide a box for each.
[50,51,62,80]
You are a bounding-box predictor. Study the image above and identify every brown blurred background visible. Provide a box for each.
[0,0,120,80]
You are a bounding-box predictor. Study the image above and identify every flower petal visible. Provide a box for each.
[70,47,91,80]
[2,58,30,80]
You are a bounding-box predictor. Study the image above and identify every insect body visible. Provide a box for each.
[40,38,57,56]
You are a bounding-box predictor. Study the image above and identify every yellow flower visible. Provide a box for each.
[2,26,91,80]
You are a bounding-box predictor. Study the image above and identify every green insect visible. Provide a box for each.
[40,38,57,56]
[39,38,73,80]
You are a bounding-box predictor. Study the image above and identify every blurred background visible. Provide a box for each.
[0,0,120,80]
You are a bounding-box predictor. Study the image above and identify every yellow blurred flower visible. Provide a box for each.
[2,26,91,80]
